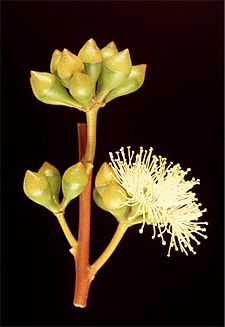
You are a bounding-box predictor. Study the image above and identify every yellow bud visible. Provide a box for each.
[23,170,58,212]
[78,38,102,63]
[93,187,108,211]
[61,162,88,208]
[57,49,84,83]
[93,187,130,223]
[129,64,147,86]
[104,64,147,103]
[96,49,132,102]
[38,162,61,204]
[50,49,62,75]
[95,162,115,196]
[30,71,83,109]
[69,71,95,107]
[101,41,118,60]
[78,39,102,84]
[106,49,132,74]
[102,181,127,211]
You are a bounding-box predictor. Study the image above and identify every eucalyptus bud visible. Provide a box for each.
[102,181,126,211]
[69,71,95,107]
[57,49,84,86]
[95,162,115,196]
[23,170,58,213]
[61,162,88,209]
[50,49,62,75]
[104,64,147,103]
[96,49,132,102]
[38,162,61,204]
[78,38,102,84]
[93,187,108,212]
[101,41,118,60]
[30,71,83,109]
[93,183,130,222]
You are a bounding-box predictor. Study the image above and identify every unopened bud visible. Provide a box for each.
[61,162,88,208]
[93,188,108,212]
[57,49,84,85]
[69,71,95,107]
[106,49,132,74]
[23,170,58,212]
[50,49,62,75]
[30,71,83,109]
[101,41,118,60]
[78,38,102,84]
[78,38,102,64]
[38,162,61,204]
[93,183,130,222]
[96,49,132,102]
[105,64,147,103]
[95,162,115,196]
[102,181,127,211]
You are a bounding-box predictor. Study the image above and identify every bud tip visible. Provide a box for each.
[87,38,96,45]
[121,48,130,55]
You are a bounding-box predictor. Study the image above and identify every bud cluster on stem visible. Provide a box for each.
[30,38,146,113]
[25,38,147,308]
[24,37,207,310]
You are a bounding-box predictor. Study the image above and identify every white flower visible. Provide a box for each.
[109,146,208,257]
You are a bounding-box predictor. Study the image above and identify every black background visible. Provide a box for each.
[1,1,224,326]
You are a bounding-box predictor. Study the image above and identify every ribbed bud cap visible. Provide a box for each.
[30,71,83,109]
[61,162,88,208]
[102,181,127,211]
[104,64,147,103]
[105,49,132,74]
[78,38,102,63]
[95,162,115,196]
[23,170,58,212]
[101,41,118,60]
[38,162,61,204]
[57,49,84,81]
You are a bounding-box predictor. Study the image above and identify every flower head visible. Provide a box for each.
[109,146,208,256]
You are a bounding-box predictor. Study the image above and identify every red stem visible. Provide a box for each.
[73,123,93,308]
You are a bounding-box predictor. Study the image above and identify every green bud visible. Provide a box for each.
[30,71,83,109]
[23,170,58,212]
[69,71,95,107]
[93,185,130,223]
[61,162,88,208]
[38,162,61,204]
[78,38,103,84]
[95,162,115,196]
[78,38,102,64]
[101,41,118,60]
[102,181,127,211]
[57,49,84,86]
[104,64,147,103]
[50,49,62,75]
[105,48,132,74]
[93,187,108,212]
[96,49,132,102]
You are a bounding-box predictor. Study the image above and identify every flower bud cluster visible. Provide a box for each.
[30,38,147,111]
[23,161,88,214]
